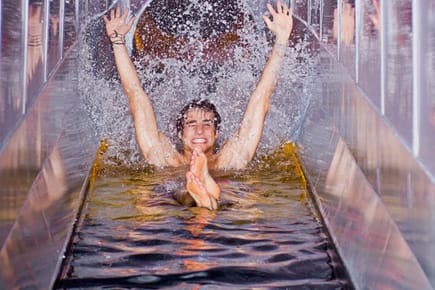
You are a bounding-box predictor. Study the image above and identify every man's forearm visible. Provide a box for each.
[255,39,287,97]
[111,42,161,155]
[112,44,143,96]
[243,39,287,123]
[234,39,287,162]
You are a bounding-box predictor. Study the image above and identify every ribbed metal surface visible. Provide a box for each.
[296,50,434,288]
[0,0,434,289]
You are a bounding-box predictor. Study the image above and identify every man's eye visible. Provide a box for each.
[203,123,211,127]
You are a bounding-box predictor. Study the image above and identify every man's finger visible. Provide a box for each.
[280,1,289,13]
[127,15,136,29]
[266,3,276,16]
[262,15,272,29]
[121,8,129,21]
[276,0,283,13]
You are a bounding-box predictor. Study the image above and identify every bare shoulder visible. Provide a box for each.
[144,133,185,167]
[212,139,250,170]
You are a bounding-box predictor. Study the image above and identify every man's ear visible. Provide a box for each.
[178,131,182,140]
[215,129,219,139]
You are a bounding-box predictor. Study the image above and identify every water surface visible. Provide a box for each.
[58,145,349,289]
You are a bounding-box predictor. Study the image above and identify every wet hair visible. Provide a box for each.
[176,98,221,135]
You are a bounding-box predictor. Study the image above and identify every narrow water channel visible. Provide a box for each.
[56,144,352,289]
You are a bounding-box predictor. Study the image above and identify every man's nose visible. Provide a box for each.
[195,124,204,133]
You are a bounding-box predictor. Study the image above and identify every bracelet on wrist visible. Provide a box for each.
[110,30,125,45]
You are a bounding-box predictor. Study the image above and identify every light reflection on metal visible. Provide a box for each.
[337,0,342,59]
[355,0,381,108]
[297,61,435,287]
[22,0,29,115]
[355,0,361,83]
[59,0,65,59]
[0,45,99,289]
[43,0,50,82]
[325,138,430,289]
[307,0,312,24]
[1,0,435,289]
[419,2,435,177]
[412,0,422,156]
[375,166,381,193]
[0,0,2,54]
[385,1,413,146]
[380,0,387,115]
[406,172,413,208]
[319,0,323,39]
[75,0,79,36]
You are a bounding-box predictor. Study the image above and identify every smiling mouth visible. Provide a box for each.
[191,138,207,144]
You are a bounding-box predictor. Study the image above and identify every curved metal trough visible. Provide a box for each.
[1,0,434,289]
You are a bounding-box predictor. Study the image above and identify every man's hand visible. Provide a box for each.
[103,7,136,39]
[262,0,293,45]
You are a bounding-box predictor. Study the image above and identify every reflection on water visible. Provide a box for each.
[57,144,350,289]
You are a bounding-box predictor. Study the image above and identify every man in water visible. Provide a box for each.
[103,0,294,210]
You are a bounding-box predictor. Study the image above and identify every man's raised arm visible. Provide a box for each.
[103,7,180,167]
[216,0,293,169]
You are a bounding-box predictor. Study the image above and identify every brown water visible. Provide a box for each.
[57,144,351,289]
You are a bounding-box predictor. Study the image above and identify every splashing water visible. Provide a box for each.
[79,0,317,167]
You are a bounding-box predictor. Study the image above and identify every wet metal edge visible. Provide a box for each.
[0,45,99,289]
[296,49,435,289]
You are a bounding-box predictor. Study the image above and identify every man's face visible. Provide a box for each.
[181,108,218,155]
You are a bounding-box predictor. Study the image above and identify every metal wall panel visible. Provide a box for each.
[297,49,435,289]
[293,0,308,22]
[308,0,322,33]
[320,0,336,45]
[0,0,26,143]
[383,0,413,146]
[419,0,435,174]
[0,41,99,290]
[295,0,435,287]
[337,0,356,78]
[26,0,47,110]
[47,0,62,76]
[0,1,99,288]
[0,0,434,289]
[357,0,381,107]
[63,0,77,52]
